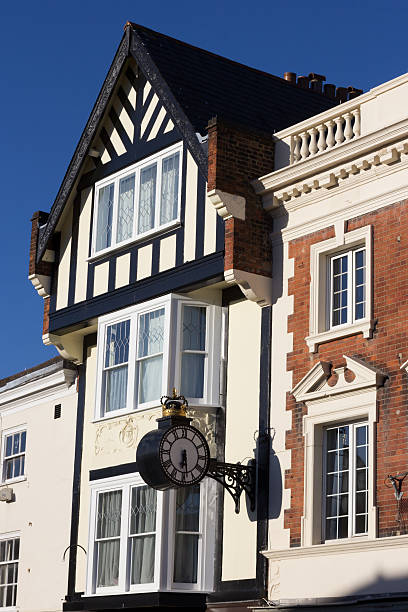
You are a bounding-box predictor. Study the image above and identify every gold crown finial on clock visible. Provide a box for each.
[160,389,188,417]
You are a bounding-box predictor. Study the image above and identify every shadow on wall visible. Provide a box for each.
[270,208,289,306]
[246,430,282,522]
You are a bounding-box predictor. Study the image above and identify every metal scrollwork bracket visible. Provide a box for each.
[207,458,256,514]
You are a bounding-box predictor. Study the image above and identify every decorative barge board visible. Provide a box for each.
[28,21,342,612]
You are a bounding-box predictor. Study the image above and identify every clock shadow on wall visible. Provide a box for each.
[137,392,257,515]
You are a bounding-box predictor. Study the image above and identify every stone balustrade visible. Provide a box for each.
[290,107,361,163]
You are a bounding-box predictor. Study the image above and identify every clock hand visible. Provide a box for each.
[181,449,187,472]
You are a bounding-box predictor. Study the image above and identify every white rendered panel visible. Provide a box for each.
[141,93,159,139]
[105,116,127,157]
[147,106,167,142]
[159,235,176,272]
[137,244,153,280]
[203,191,217,256]
[222,300,259,580]
[164,119,174,133]
[93,262,109,297]
[75,188,93,303]
[115,253,131,289]
[113,98,134,144]
[56,207,73,310]
[183,151,198,263]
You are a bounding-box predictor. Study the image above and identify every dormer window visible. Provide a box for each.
[92,143,182,255]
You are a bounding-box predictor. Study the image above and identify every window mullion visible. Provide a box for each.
[119,484,129,592]
[349,425,355,538]
[330,256,335,328]
[155,160,161,230]
[111,177,119,248]
[127,317,137,412]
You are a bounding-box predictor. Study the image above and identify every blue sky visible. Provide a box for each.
[1,0,407,379]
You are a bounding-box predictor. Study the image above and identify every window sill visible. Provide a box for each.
[306,319,375,353]
[3,476,26,485]
[87,220,181,263]
[92,402,219,424]
[263,533,408,560]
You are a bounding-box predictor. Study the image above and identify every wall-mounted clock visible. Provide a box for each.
[159,424,210,486]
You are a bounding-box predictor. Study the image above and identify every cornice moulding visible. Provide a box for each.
[254,119,408,198]
[207,189,246,221]
[0,369,76,411]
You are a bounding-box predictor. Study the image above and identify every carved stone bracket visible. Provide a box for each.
[207,189,246,221]
[224,268,273,307]
[207,458,256,514]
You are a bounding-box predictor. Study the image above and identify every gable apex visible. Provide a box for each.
[292,355,387,402]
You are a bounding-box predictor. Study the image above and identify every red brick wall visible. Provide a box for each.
[285,199,408,546]
[29,211,53,277]
[207,118,274,277]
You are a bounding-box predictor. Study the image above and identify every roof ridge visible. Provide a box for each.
[128,22,332,101]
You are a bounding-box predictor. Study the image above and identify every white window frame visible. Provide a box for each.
[0,532,20,611]
[322,420,369,541]
[306,224,373,352]
[301,390,376,547]
[95,295,221,421]
[91,142,183,258]
[1,427,27,484]
[328,247,366,330]
[86,473,215,595]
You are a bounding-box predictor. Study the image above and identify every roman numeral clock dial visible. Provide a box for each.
[159,425,210,486]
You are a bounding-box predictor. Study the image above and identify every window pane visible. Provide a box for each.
[138,309,165,358]
[13,434,20,455]
[326,496,338,517]
[356,425,367,446]
[356,492,367,514]
[13,457,21,479]
[96,183,114,251]
[139,356,163,404]
[130,487,157,535]
[105,365,128,412]
[174,534,198,583]
[325,518,337,540]
[182,306,206,350]
[97,540,120,587]
[339,471,349,493]
[176,486,200,532]
[138,163,157,233]
[161,152,180,225]
[338,449,349,470]
[356,469,367,491]
[326,473,338,496]
[326,429,337,450]
[355,514,367,534]
[105,321,130,368]
[6,460,13,480]
[97,490,122,539]
[5,436,12,457]
[339,494,348,515]
[20,432,26,453]
[181,354,205,398]
[117,174,135,243]
[356,446,367,468]
[338,516,348,538]
[130,535,155,584]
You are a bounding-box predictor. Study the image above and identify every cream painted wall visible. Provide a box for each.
[137,244,152,280]
[267,538,408,601]
[56,207,73,311]
[203,192,217,256]
[75,188,92,303]
[0,377,77,612]
[222,299,260,581]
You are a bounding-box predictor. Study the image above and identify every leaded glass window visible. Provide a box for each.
[137,309,165,404]
[130,486,157,585]
[95,183,114,252]
[93,145,181,254]
[0,537,19,607]
[95,490,122,588]
[103,320,130,413]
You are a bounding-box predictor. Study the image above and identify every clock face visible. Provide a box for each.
[159,425,210,486]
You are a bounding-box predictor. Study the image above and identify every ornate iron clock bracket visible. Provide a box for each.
[207,458,256,514]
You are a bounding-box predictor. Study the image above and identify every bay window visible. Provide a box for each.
[92,143,181,255]
[96,295,221,418]
[87,474,215,594]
